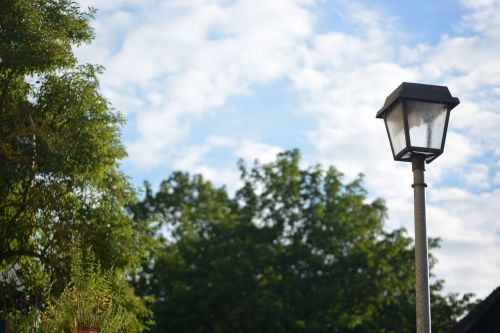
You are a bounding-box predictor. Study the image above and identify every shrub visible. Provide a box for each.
[42,250,136,333]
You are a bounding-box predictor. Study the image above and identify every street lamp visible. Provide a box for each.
[376,82,460,333]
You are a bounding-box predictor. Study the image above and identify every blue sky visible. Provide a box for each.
[76,0,500,299]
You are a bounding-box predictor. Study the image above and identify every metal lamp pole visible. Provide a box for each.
[412,154,431,333]
[376,82,460,333]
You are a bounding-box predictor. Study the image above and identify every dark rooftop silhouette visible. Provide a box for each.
[448,286,500,333]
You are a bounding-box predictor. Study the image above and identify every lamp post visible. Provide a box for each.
[376,82,460,333]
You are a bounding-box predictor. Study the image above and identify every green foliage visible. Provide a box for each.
[0,0,154,330]
[130,150,476,333]
[42,249,144,333]
[5,308,42,333]
[0,0,93,75]
[430,279,478,332]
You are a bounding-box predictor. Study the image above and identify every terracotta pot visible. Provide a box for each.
[72,328,100,333]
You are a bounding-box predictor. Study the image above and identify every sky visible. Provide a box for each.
[75,0,500,300]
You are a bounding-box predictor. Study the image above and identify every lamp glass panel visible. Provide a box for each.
[385,101,406,156]
[406,100,448,150]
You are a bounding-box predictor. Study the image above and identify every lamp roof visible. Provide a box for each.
[376,82,460,118]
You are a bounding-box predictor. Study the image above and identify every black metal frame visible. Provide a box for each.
[377,82,459,163]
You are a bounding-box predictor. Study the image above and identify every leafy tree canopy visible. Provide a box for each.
[0,0,153,327]
[130,150,475,333]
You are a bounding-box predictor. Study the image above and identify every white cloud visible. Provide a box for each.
[460,0,500,37]
[77,0,315,170]
[427,188,500,297]
[168,136,241,193]
[427,130,485,184]
[76,0,500,299]
[288,1,500,299]
[495,172,500,184]
[463,164,490,189]
[78,0,156,11]
[166,137,282,194]
[234,140,283,164]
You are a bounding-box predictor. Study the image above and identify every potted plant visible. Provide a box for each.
[42,250,135,333]
[69,270,111,333]
[73,326,101,332]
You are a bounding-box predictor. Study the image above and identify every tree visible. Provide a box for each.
[130,150,475,333]
[0,0,152,328]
